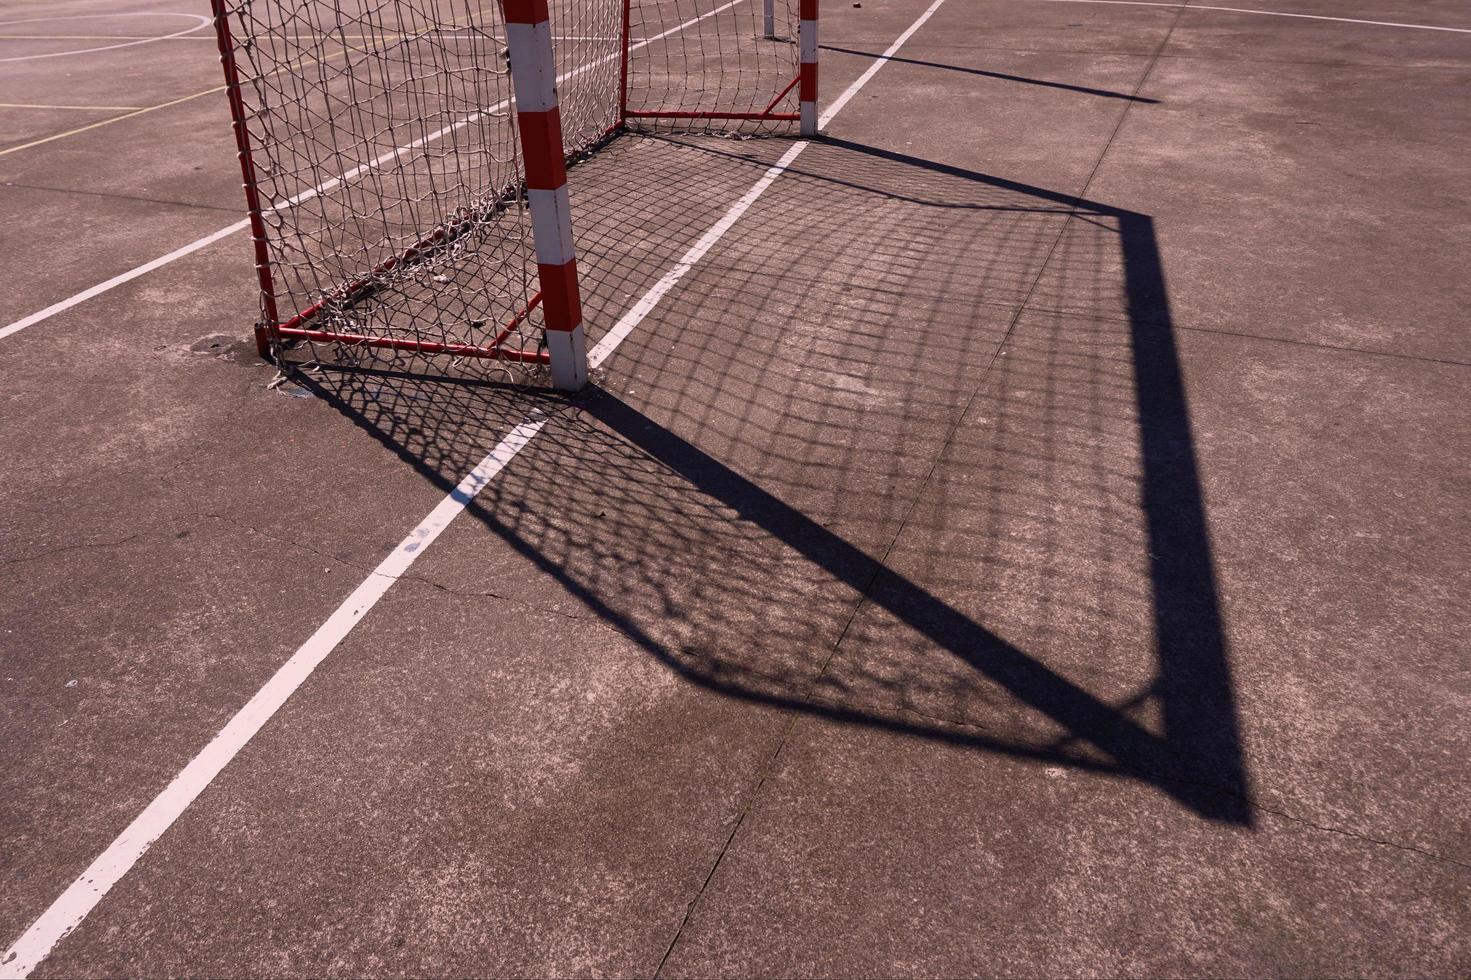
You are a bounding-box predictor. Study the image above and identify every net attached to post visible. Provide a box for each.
[624,0,802,132]
[214,0,803,380]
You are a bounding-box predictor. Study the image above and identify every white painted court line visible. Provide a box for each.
[592,0,949,365]
[0,221,251,343]
[0,0,747,343]
[588,139,806,367]
[1032,0,1471,34]
[820,0,948,126]
[0,13,212,63]
[0,419,544,979]
[0,103,148,111]
[0,0,949,973]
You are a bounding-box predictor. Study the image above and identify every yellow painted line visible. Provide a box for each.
[0,102,145,111]
[0,85,227,157]
[0,50,329,158]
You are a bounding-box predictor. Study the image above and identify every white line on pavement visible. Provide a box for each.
[0,0,951,973]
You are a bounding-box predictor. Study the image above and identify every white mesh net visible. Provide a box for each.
[625,0,801,131]
[214,0,802,377]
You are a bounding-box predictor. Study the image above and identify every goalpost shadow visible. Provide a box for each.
[297,135,1253,826]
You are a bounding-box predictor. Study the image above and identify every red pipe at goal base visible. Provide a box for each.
[213,0,820,381]
[210,0,280,359]
[624,110,801,122]
[271,328,551,365]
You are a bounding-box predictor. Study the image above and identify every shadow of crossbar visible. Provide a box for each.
[294,133,1253,825]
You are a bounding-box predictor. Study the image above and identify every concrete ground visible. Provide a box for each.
[3,0,1469,975]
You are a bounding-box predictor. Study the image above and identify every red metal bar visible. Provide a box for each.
[272,327,550,364]
[285,281,543,356]
[210,0,279,358]
[618,0,631,126]
[488,291,542,350]
[624,109,801,121]
[761,73,802,116]
[276,175,523,332]
[277,226,453,332]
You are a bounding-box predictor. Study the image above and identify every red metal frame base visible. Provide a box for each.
[272,290,549,365]
[272,326,550,364]
[621,63,803,123]
[260,179,533,364]
[220,0,817,378]
[624,110,801,122]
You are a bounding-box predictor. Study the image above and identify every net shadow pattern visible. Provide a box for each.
[298,135,1250,823]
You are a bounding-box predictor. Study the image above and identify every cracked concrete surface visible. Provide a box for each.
[4,0,1470,975]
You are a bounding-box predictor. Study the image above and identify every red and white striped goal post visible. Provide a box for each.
[504,0,588,390]
[211,0,819,392]
[800,0,818,136]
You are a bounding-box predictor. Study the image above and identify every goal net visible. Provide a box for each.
[210,0,816,389]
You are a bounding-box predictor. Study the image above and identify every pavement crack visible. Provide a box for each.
[1,179,245,215]
[653,786,762,979]
[799,693,1469,875]
[392,571,616,627]
[1,532,148,569]
[1247,798,1471,874]
[198,512,619,629]
[197,511,374,574]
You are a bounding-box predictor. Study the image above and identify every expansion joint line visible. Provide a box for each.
[649,0,955,972]
[655,4,1198,974]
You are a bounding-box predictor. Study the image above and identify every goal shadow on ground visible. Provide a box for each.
[819,45,1161,104]
[296,134,1252,825]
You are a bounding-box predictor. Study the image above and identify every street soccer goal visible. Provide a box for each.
[210,0,818,389]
